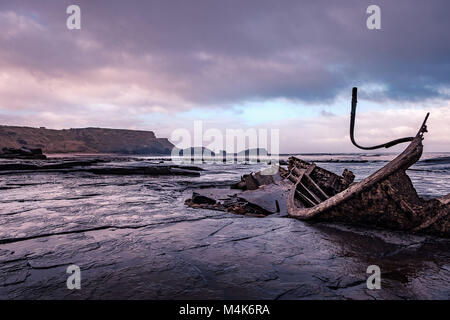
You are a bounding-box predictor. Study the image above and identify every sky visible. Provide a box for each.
[0,0,449,153]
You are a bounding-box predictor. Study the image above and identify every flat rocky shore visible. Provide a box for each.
[0,156,449,299]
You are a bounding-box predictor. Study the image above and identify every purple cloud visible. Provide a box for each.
[1,0,449,107]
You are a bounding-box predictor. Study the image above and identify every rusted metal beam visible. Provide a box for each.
[304,174,329,200]
[295,190,317,207]
[299,181,322,204]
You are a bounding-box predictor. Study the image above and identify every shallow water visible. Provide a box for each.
[0,153,449,299]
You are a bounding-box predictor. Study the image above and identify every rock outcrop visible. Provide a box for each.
[0,147,46,159]
[0,157,203,176]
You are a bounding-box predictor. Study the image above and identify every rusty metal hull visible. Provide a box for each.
[287,128,450,237]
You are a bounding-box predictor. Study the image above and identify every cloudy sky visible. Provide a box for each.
[0,0,449,152]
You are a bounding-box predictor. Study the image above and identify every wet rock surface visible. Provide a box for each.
[0,147,46,160]
[0,157,203,176]
[0,156,449,299]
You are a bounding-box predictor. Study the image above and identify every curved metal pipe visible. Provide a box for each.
[350,87,416,150]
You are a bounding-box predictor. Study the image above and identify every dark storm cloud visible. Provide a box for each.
[0,0,449,107]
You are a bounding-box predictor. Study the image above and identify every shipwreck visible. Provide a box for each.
[186,88,450,238]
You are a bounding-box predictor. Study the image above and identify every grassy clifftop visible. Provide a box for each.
[0,126,174,154]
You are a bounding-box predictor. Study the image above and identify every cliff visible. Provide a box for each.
[0,126,174,154]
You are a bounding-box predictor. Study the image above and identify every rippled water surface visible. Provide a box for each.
[0,153,449,299]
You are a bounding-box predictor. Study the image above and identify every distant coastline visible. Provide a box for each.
[0,125,174,155]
